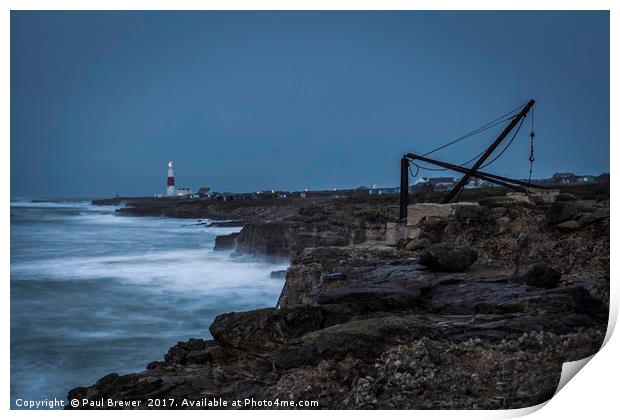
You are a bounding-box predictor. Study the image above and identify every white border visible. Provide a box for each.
[2,2,616,419]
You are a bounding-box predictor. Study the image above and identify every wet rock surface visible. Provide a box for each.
[74,190,609,409]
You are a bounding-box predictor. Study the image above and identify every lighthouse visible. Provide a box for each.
[166,161,176,196]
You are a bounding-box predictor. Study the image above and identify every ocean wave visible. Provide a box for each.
[11,248,286,294]
[11,199,94,208]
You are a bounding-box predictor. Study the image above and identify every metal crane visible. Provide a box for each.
[399,99,545,221]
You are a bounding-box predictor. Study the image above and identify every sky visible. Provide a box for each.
[11,11,609,198]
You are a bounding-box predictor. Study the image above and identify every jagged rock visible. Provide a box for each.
[419,243,477,272]
[511,262,561,288]
[213,232,239,251]
[146,361,166,370]
[163,338,228,365]
[185,349,213,364]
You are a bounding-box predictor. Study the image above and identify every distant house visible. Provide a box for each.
[409,177,432,193]
[476,179,502,188]
[577,175,595,183]
[428,177,456,191]
[551,173,578,184]
[369,186,399,196]
[289,190,309,198]
[197,187,212,198]
[213,192,254,201]
[176,187,193,197]
[409,176,456,192]
[255,190,289,199]
[550,172,596,185]
[464,178,484,189]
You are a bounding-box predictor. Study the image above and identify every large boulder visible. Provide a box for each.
[511,262,561,288]
[418,243,477,272]
[163,338,227,365]
[209,308,289,351]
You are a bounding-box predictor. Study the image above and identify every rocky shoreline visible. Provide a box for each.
[68,187,609,409]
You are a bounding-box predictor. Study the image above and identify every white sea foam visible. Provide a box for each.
[11,248,287,294]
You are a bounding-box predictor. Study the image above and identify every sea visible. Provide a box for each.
[10,198,288,409]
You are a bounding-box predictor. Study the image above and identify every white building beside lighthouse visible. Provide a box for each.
[166,161,176,196]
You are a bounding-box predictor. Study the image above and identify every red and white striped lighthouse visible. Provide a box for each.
[166,161,176,196]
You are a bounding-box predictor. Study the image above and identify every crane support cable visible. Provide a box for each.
[421,101,527,157]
